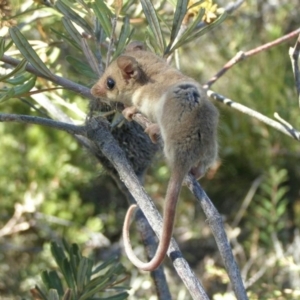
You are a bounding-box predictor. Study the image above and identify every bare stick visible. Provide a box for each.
[185,175,248,300]
[205,28,300,88]
[207,90,300,141]
[289,34,300,107]
[0,113,86,135]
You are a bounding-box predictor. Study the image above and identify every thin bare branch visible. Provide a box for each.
[289,34,300,107]
[207,90,300,141]
[205,28,300,88]
[0,113,86,135]
[185,175,248,300]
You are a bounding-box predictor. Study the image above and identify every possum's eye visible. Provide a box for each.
[106,77,115,90]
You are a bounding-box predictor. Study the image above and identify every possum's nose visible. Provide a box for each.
[91,82,106,97]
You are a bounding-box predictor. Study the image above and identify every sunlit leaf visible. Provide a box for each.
[114,0,123,17]
[62,17,82,47]
[81,38,102,76]
[170,7,205,51]
[50,28,81,51]
[0,59,27,82]
[9,27,53,78]
[165,0,188,53]
[91,0,113,37]
[92,256,117,275]
[5,72,33,85]
[48,289,60,300]
[79,277,110,300]
[55,0,92,34]
[66,56,98,79]
[140,0,165,52]
[113,16,132,59]
[184,12,227,44]
[0,76,36,102]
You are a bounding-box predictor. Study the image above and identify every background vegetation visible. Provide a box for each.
[0,0,300,299]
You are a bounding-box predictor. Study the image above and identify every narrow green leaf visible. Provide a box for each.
[140,0,165,52]
[181,12,228,46]
[62,258,76,290]
[0,76,36,102]
[9,27,53,78]
[170,7,205,51]
[84,274,105,291]
[113,16,131,59]
[79,277,110,300]
[5,73,32,85]
[91,0,113,37]
[165,0,188,53]
[48,271,64,296]
[14,77,37,95]
[48,289,60,300]
[41,270,51,289]
[0,59,27,82]
[92,256,117,275]
[55,0,92,34]
[62,17,82,47]
[188,0,205,10]
[50,28,82,51]
[51,242,67,271]
[0,88,14,102]
[66,56,98,79]
[77,257,90,293]
[100,292,129,300]
[71,243,82,261]
[0,38,5,59]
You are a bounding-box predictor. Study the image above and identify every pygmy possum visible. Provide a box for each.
[91,41,219,271]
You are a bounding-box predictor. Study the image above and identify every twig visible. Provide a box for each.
[289,34,300,107]
[207,90,300,141]
[86,116,209,300]
[0,203,29,237]
[205,28,300,88]
[0,113,86,136]
[232,176,264,227]
[185,175,248,300]
[224,0,245,14]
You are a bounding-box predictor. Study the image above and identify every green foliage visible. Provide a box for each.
[32,241,128,300]
[248,167,289,248]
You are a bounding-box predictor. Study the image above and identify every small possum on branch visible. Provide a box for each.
[91,41,219,271]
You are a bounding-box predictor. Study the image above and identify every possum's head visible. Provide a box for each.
[91,48,148,106]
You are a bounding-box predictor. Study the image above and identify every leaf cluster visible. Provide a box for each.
[32,240,128,300]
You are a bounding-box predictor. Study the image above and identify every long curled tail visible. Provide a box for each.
[122,171,186,271]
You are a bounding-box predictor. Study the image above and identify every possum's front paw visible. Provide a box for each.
[122,106,139,121]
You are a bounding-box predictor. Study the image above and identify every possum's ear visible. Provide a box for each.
[117,56,140,80]
[125,41,146,52]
